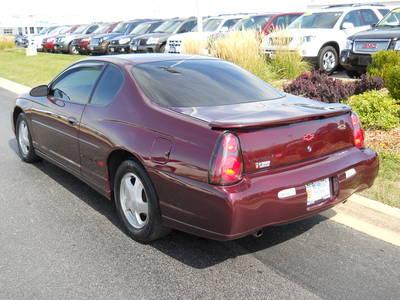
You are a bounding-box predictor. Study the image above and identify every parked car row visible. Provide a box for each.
[15,4,398,75]
[23,12,302,57]
[263,4,392,73]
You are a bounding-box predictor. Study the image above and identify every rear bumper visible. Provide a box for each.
[156,147,379,241]
[340,50,371,72]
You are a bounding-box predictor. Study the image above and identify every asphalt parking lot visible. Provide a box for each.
[1,87,399,299]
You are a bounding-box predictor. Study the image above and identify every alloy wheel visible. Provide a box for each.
[323,50,336,72]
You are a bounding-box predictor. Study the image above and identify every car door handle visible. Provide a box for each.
[67,117,77,125]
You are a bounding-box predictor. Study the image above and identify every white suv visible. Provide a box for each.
[262,5,388,72]
[165,15,245,54]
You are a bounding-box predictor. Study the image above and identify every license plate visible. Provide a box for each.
[89,46,94,50]
[306,178,331,206]
[110,48,114,52]
[131,45,138,51]
[121,48,125,52]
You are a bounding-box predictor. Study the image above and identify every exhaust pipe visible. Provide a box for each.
[252,230,263,238]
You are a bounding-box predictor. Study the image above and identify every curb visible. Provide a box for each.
[0,77,31,94]
[349,194,400,219]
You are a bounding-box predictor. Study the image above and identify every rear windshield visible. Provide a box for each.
[131,59,284,107]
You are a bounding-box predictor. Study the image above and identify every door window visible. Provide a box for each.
[51,65,104,104]
[178,20,197,33]
[342,10,362,28]
[90,64,124,106]
[222,19,240,30]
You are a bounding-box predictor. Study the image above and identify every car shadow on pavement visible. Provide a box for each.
[8,138,332,269]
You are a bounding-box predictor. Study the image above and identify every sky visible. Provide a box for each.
[1,0,312,23]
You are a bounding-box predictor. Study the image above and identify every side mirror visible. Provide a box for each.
[342,22,355,30]
[30,85,48,97]
[371,23,377,28]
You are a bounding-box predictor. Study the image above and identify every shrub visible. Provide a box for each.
[354,74,385,95]
[347,90,400,130]
[283,70,354,103]
[383,65,400,100]
[268,51,311,80]
[368,50,400,78]
[0,35,14,51]
[209,30,276,83]
[181,39,208,55]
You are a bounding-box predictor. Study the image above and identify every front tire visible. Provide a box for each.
[68,43,78,55]
[345,70,363,79]
[16,114,40,163]
[318,46,338,73]
[114,160,170,242]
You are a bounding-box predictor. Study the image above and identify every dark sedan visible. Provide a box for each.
[88,20,150,55]
[130,18,197,53]
[12,55,378,242]
[107,20,163,54]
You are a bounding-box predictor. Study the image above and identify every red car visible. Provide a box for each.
[235,12,303,35]
[12,55,378,242]
[42,25,80,52]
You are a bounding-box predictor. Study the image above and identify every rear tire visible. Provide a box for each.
[114,160,170,242]
[16,114,40,163]
[318,46,338,74]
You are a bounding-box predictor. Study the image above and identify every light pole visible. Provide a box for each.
[196,0,203,32]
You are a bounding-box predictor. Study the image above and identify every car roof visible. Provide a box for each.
[83,54,216,66]
[309,5,383,13]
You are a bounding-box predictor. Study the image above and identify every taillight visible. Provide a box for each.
[351,112,365,149]
[209,132,243,186]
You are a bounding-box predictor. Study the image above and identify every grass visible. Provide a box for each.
[0,48,83,87]
[268,51,311,80]
[360,151,400,208]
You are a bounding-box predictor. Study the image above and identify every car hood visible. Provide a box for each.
[135,32,170,40]
[91,32,122,40]
[349,27,400,39]
[168,31,214,41]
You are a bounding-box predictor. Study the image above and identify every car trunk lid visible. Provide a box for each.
[171,95,355,172]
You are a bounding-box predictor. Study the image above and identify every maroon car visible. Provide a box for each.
[12,55,378,242]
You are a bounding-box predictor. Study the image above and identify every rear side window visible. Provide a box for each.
[132,59,284,107]
[361,10,379,25]
[91,64,124,106]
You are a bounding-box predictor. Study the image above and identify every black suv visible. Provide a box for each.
[341,7,398,77]
[130,18,198,53]
[107,20,163,54]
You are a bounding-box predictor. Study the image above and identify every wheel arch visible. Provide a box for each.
[319,41,340,57]
[107,148,146,192]
[12,106,24,132]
